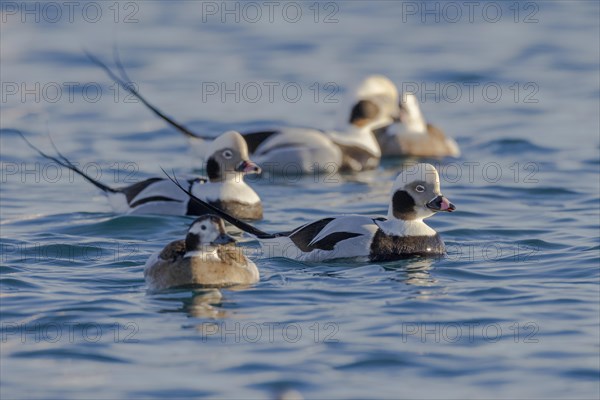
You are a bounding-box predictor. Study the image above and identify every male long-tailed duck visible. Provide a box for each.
[18,130,263,220]
[247,75,401,173]
[164,163,456,262]
[87,53,400,174]
[375,93,461,158]
[144,215,259,290]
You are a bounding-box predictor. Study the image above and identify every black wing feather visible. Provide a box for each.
[287,218,334,251]
[129,195,182,208]
[286,218,362,252]
[119,177,164,203]
[241,130,279,153]
[310,232,363,251]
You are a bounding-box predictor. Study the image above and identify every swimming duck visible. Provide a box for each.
[375,93,460,158]
[17,130,263,220]
[144,215,259,290]
[164,163,455,262]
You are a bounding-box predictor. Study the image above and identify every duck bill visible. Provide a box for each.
[236,160,261,174]
[211,233,236,245]
[426,195,456,212]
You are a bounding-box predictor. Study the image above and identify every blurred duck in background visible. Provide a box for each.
[88,53,401,174]
[374,92,461,158]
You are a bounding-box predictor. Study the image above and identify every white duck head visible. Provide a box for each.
[387,163,455,221]
[205,131,261,182]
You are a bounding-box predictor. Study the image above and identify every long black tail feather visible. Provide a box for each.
[85,51,208,140]
[10,129,118,194]
[112,44,133,85]
[161,168,276,239]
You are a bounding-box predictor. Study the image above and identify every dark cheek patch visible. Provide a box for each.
[185,233,201,251]
[392,190,416,220]
[206,157,221,180]
[349,100,379,124]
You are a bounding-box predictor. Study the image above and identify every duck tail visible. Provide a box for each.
[85,50,211,140]
[12,129,118,194]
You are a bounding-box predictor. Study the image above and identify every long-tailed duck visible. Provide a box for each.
[18,130,263,220]
[164,163,455,262]
[87,53,400,174]
[144,215,259,290]
[375,92,461,158]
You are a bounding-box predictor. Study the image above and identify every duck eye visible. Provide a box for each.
[200,225,207,231]
[222,150,233,159]
[415,185,425,193]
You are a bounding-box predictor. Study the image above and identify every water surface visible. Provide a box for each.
[1,1,599,399]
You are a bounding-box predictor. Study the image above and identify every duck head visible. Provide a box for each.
[350,75,401,130]
[388,163,455,221]
[185,215,236,253]
[205,131,261,182]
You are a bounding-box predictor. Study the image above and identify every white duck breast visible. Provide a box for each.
[165,163,456,263]
[19,130,263,220]
[190,178,263,221]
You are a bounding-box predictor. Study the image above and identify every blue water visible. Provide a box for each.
[1,1,599,399]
